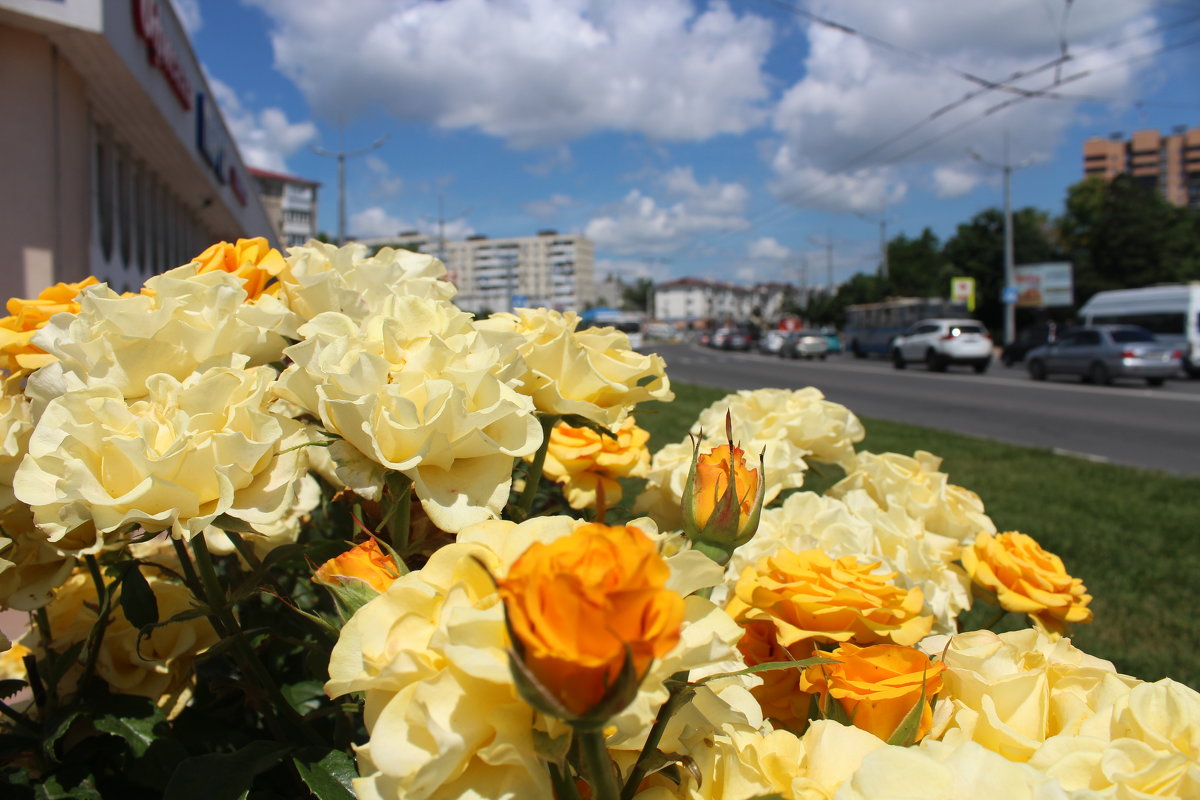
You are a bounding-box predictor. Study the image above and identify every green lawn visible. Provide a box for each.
[638,382,1200,688]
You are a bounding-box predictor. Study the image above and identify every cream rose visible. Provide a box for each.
[829,450,997,543]
[276,240,457,323]
[0,504,75,610]
[477,308,672,427]
[25,266,295,410]
[14,364,310,552]
[325,516,758,800]
[274,295,541,533]
[926,628,1139,762]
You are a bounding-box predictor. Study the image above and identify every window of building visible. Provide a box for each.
[95,128,113,263]
[117,147,132,268]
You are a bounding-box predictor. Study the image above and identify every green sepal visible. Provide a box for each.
[531,729,572,767]
[885,666,931,747]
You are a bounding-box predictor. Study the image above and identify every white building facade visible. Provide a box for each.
[0,0,277,299]
[250,168,319,248]
[358,230,596,314]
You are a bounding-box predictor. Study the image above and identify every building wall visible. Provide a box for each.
[1083,127,1200,208]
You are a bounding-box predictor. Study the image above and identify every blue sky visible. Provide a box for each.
[179,0,1199,289]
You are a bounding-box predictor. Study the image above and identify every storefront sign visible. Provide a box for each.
[132,0,193,110]
[1015,262,1074,308]
[195,93,247,206]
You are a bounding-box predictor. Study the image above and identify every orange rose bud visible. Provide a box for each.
[497,523,684,724]
[962,530,1093,634]
[0,276,101,372]
[801,642,945,745]
[314,538,401,594]
[681,411,765,565]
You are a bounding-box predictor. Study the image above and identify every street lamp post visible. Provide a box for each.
[310,132,388,245]
[970,134,1034,347]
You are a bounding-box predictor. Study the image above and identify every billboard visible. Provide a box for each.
[951,276,976,312]
[1015,262,1073,308]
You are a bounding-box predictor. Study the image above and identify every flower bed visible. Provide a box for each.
[0,239,1195,799]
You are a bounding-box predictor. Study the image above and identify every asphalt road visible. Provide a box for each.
[651,342,1200,477]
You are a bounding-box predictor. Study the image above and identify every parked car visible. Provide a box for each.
[1002,321,1063,366]
[712,326,752,351]
[758,329,788,355]
[820,327,843,354]
[1025,325,1180,386]
[891,318,992,373]
[779,329,829,360]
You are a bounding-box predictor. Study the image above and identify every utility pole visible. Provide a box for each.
[970,132,1034,347]
[310,130,387,245]
[856,207,896,281]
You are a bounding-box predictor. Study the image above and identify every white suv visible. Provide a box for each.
[891,318,993,373]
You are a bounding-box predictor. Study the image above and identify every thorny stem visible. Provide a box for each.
[578,727,620,800]
[620,671,693,799]
[79,554,113,693]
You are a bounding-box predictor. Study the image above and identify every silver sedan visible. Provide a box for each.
[1026,325,1180,387]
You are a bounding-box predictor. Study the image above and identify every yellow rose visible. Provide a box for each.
[14,365,311,551]
[314,538,402,594]
[276,240,456,323]
[962,531,1092,634]
[29,570,218,713]
[539,416,650,511]
[0,504,75,610]
[274,295,541,533]
[326,515,752,799]
[727,548,933,729]
[0,276,102,374]
[498,522,684,718]
[802,642,946,743]
[478,308,672,427]
[829,450,996,544]
[636,728,804,800]
[929,628,1138,762]
[25,267,296,408]
[182,237,285,300]
[725,490,971,635]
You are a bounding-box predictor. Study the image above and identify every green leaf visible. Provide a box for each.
[35,766,103,800]
[281,680,328,715]
[0,678,27,699]
[91,694,162,757]
[164,740,291,800]
[691,657,837,685]
[292,747,357,800]
[119,562,160,628]
[211,514,261,535]
[42,709,81,762]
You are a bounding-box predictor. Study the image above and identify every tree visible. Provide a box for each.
[885,228,948,297]
[621,278,653,313]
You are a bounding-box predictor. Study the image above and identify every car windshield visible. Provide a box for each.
[1110,329,1155,343]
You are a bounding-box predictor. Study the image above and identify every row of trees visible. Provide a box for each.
[799,175,1200,332]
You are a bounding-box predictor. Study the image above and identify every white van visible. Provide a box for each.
[1078,283,1200,377]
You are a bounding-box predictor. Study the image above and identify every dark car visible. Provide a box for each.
[1026,325,1181,386]
[1002,322,1063,367]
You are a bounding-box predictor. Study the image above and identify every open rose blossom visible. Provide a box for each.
[727,548,933,729]
[801,642,946,743]
[497,522,684,718]
[962,531,1093,634]
[183,237,285,300]
[539,416,650,511]
[0,276,100,373]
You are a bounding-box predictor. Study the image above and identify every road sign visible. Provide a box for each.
[1002,286,1019,304]
[511,294,528,307]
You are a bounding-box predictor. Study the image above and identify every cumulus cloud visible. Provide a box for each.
[350,207,413,238]
[245,0,773,146]
[523,193,574,220]
[585,167,750,254]
[766,0,1162,212]
[365,156,404,199]
[748,237,790,260]
[209,78,318,173]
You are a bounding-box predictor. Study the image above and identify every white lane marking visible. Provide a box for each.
[1052,448,1111,464]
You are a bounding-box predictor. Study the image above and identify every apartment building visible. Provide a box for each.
[654,277,796,325]
[249,168,319,248]
[357,229,596,314]
[1083,126,1200,208]
[0,0,276,300]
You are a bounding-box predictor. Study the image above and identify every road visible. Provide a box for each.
[651,342,1200,476]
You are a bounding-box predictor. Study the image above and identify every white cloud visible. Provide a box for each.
[931,164,984,198]
[245,0,773,146]
[209,78,318,173]
[171,0,201,34]
[524,146,574,176]
[350,206,412,238]
[748,237,790,260]
[766,0,1162,212]
[585,169,751,255]
[365,156,404,199]
[523,193,574,220]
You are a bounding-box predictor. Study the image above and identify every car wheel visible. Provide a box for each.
[1088,361,1112,386]
[892,349,906,370]
[926,349,947,372]
[1002,352,1015,367]
[851,341,865,359]
[1028,359,1046,381]
[819,354,827,361]
[1146,377,1165,387]
[973,360,989,374]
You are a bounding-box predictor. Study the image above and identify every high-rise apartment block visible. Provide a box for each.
[1083,126,1200,208]
[357,229,595,314]
[249,168,320,247]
